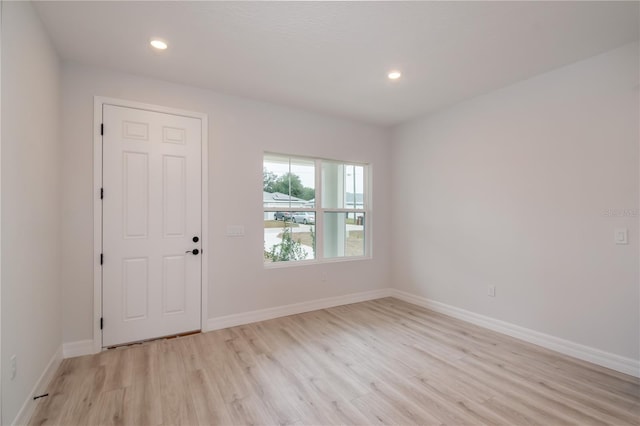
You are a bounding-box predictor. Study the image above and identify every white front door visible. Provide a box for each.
[102,104,202,347]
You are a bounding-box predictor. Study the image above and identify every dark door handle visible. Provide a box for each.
[185,249,199,255]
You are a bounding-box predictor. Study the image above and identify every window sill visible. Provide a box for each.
[263,255,372,269]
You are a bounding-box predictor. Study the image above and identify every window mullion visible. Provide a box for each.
[287,158,292,207]
[315,158,323,261]
[365,164,371,256]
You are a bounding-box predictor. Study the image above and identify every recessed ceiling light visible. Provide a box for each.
[150,39,168,50]
[388,71,402,80]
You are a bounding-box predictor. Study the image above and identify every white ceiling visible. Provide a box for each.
[35,1,639,127]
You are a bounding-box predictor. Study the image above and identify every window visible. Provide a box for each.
[263,153,369,265]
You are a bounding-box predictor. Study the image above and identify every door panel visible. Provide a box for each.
[123,257,149,320]
[163,255,186,315]
[102,105,202,347]
[163,155,186,237]
[123,152,149,238]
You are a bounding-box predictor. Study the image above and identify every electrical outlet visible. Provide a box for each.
[10,355,17,380]
[488,286,496,297]
[615,228,628,245]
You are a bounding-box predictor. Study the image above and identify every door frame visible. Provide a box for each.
[93,96,209,353]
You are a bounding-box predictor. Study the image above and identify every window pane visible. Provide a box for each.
[264,154,315,209]
[322,162,364,209]
[264,212,316,263]
[323,212,365,258]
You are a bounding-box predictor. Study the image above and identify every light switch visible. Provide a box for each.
[226,225,245,237]
[615,228,628,245]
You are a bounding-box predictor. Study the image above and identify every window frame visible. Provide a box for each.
[263,152,371,268]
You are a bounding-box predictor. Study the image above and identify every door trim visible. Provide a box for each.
[93,97,209,354]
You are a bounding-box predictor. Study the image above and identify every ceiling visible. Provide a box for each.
[35,1,639,127]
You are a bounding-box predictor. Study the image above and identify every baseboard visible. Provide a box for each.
[206,288,393,331]
[62,287,638,378]
[390,289,640,378]
[63,289,393,356]
[62,339,95,358]
[12,345,63,426]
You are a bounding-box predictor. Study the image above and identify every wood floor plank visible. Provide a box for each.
[121,378,162,426]
[186,369,234,426]
[30,298,640,425]
[156,340,199,426]
[85,388,126,426]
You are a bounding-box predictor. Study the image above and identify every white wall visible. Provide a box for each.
[1,1,62,424]
[0,1,3,422]
[391,43,639,361]
[61,63,392,344]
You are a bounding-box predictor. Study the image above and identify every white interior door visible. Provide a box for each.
[102,104,202,347]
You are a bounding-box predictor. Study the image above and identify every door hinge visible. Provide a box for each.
[100,123,104,135]
[100,253,103,265]
[100,317,103,330]
[100,188,104,199]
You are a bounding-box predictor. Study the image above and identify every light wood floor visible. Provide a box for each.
[30,298,640,425]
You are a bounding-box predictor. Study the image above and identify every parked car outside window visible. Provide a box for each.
[292,212,315,224]
[274,212,292,221]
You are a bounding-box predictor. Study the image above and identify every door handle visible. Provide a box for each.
[185,249,200,255]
